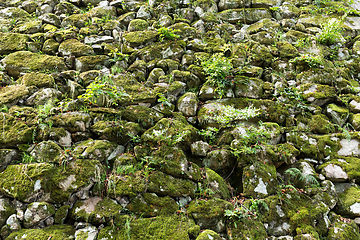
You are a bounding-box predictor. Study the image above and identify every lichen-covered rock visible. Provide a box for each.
[326,103,349,127]
[0,199,15,229]
[51,112,91,132]
[128,19,149,32]
[25,88,62,106]
[336,185,360,217]
[75,225,98,240]
[299,84,336,106]
[59,39,95,57]
[0,163,53,202]
[75,55,109,72]
[327,212,360,239]
[227,216,268,240]
[91,120,142,145]
[242,163,278,198]
[219,8,272,24]
[2,51,67,78]
[147,170,197,198]
[0,149,18,172]
[0,33,29,55]
[73,139,121,163]
[126,192,178,217]
[23,202,55,228]
[0,113,32,147]
[203,148,235,176]
[141,114,198,150]
[187,198,232,232]
[204,168,230,199]
[6,224,75,240]
[234,76,264,98]
[123,30,158,47]
[191,141,211,157]
[61,14,90,28]
[30,140,63,163]
[0,84,29,107]
[177,92,198,117]
[70,197,122,225]
[54,205,70,224]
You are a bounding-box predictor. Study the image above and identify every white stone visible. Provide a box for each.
[338,139,360,156]
[323,164,348,182]
[350,203,360,215]
[254,178,268,195]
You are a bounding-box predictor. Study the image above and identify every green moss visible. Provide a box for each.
[141,116,199,149]
[91,120,142,145]
[0,163,53,201]
[309,114,337,134]
[128,19,149,31]
[126,192,178,217]
[75,55,109,72]
[104,215,196,239]
[147,171,197,197]
[227,217,268,240]
[18,72,55,88]
[6,225,75,240]
[31,141,63,163]
[196,229,222,240]
[51,112,91,132]
[277,41,300,59]
[54,205,70,224]
[123,30,158,47]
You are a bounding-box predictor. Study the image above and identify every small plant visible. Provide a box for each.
[198,127,219,145]
[196,183,216,199]
[78,75,129,107]
[317,18,344,45]
[225,197,269,228]
[290,54,322,69]
[157,27,180,42]
[111,65,125,75]
[157,93,171,107]
[126,133,141,143]
[108,48,129,63]
[201,53,234,98]
[284,167,320,188]
[20,153,35,164]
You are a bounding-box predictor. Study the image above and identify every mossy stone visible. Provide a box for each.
[54,205,70,224]
[73,139,119,163]
[123,105,164,129]
[51,112,91,132]
[91,120,142,145]
[18,72,55,88]
[0,33,29,55]
[6,225,75,240]
[103,215,196,239]
[30,140,63,163]
[0,113,32,146]
[147,171,197,198]
[61,14,90,28]
[126,192,178,217]
[196,229,222,240]
[128,19,149,32]
[123,30,158,47]
[204,168,230,199]
[0,84,29,107]
[70,197,122,225]
[59,39,94,57]
[0,163,53,202]
[187,198,232,232]
[2,51,67,78]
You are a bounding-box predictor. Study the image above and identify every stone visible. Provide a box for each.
[177,92,198,117]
